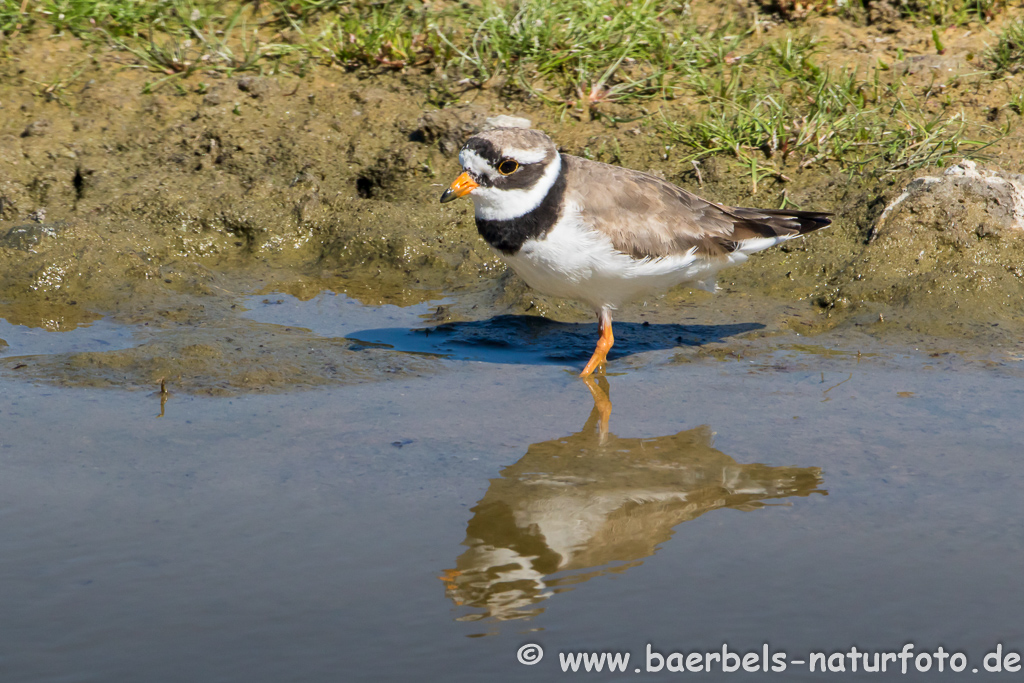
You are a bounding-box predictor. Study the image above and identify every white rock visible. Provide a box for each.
[483,115,532,130]
[874,159,1024,237]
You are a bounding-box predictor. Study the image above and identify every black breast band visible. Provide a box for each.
[475,155,568,255]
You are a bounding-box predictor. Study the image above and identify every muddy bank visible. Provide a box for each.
[0,25,1022,393]
[819,160,1024,338]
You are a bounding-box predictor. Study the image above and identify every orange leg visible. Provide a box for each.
[580,310,614,377]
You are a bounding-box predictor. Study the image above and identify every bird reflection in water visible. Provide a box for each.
[440,377,826,622]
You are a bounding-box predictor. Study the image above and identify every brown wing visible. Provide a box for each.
[562,155,831,259]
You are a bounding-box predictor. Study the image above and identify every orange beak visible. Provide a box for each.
[439,171,478,203]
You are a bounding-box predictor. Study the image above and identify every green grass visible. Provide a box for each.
[1,0,750,107]
[756,0,1002,26]
[309,0,748,113]
[2,0,220,38]
[428,0,689,107]
[0,0,313,88]
[663,35,997,179]
[893,0,1002,27]
[989,17,1024,74]
[0,0,1007,178]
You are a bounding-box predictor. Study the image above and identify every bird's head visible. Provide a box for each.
[440,128,561,221]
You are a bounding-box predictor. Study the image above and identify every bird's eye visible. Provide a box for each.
[497,159,519,175]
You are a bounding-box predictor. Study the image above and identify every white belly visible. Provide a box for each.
[500,214,731,312]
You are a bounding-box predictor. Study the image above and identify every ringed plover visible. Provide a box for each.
[440,128,831,376]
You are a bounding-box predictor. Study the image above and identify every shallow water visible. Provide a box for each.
[2,293,1023,682]
[0,317,136,357]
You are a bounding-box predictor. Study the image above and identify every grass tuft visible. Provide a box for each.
[989,17,1024,74]
[662,33,999,182]
[756,0,1003,26]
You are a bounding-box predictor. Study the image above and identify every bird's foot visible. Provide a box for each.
[580,317,614,377]
[579,350,608,377]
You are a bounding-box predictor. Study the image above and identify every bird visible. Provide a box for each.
[439,127,831,377]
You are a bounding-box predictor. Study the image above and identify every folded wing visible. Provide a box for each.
[563,155,831,259]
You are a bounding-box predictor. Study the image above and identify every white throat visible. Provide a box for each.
[468,154,562,222]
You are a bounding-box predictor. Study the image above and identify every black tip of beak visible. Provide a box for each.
[439,188,456,204]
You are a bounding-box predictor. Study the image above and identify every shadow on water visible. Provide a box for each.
[440,377,826,624]
[347,315,764,365]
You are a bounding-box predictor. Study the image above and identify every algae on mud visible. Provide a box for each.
[2,3,1024,392]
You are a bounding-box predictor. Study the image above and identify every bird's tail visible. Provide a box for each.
[723,207,832,255]
[730,207,833,235]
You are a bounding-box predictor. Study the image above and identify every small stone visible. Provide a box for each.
[236,76,271,98]
[350,88,388,107]
[413,105,489,155]
[20,120,49,138]
[483,115,532,130]
[1,220,63,250]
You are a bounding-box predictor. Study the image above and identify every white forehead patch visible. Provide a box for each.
[503,147,548,165]
[459,148,497,180]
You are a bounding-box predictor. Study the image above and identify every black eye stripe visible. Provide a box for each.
[493,161,548,190]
